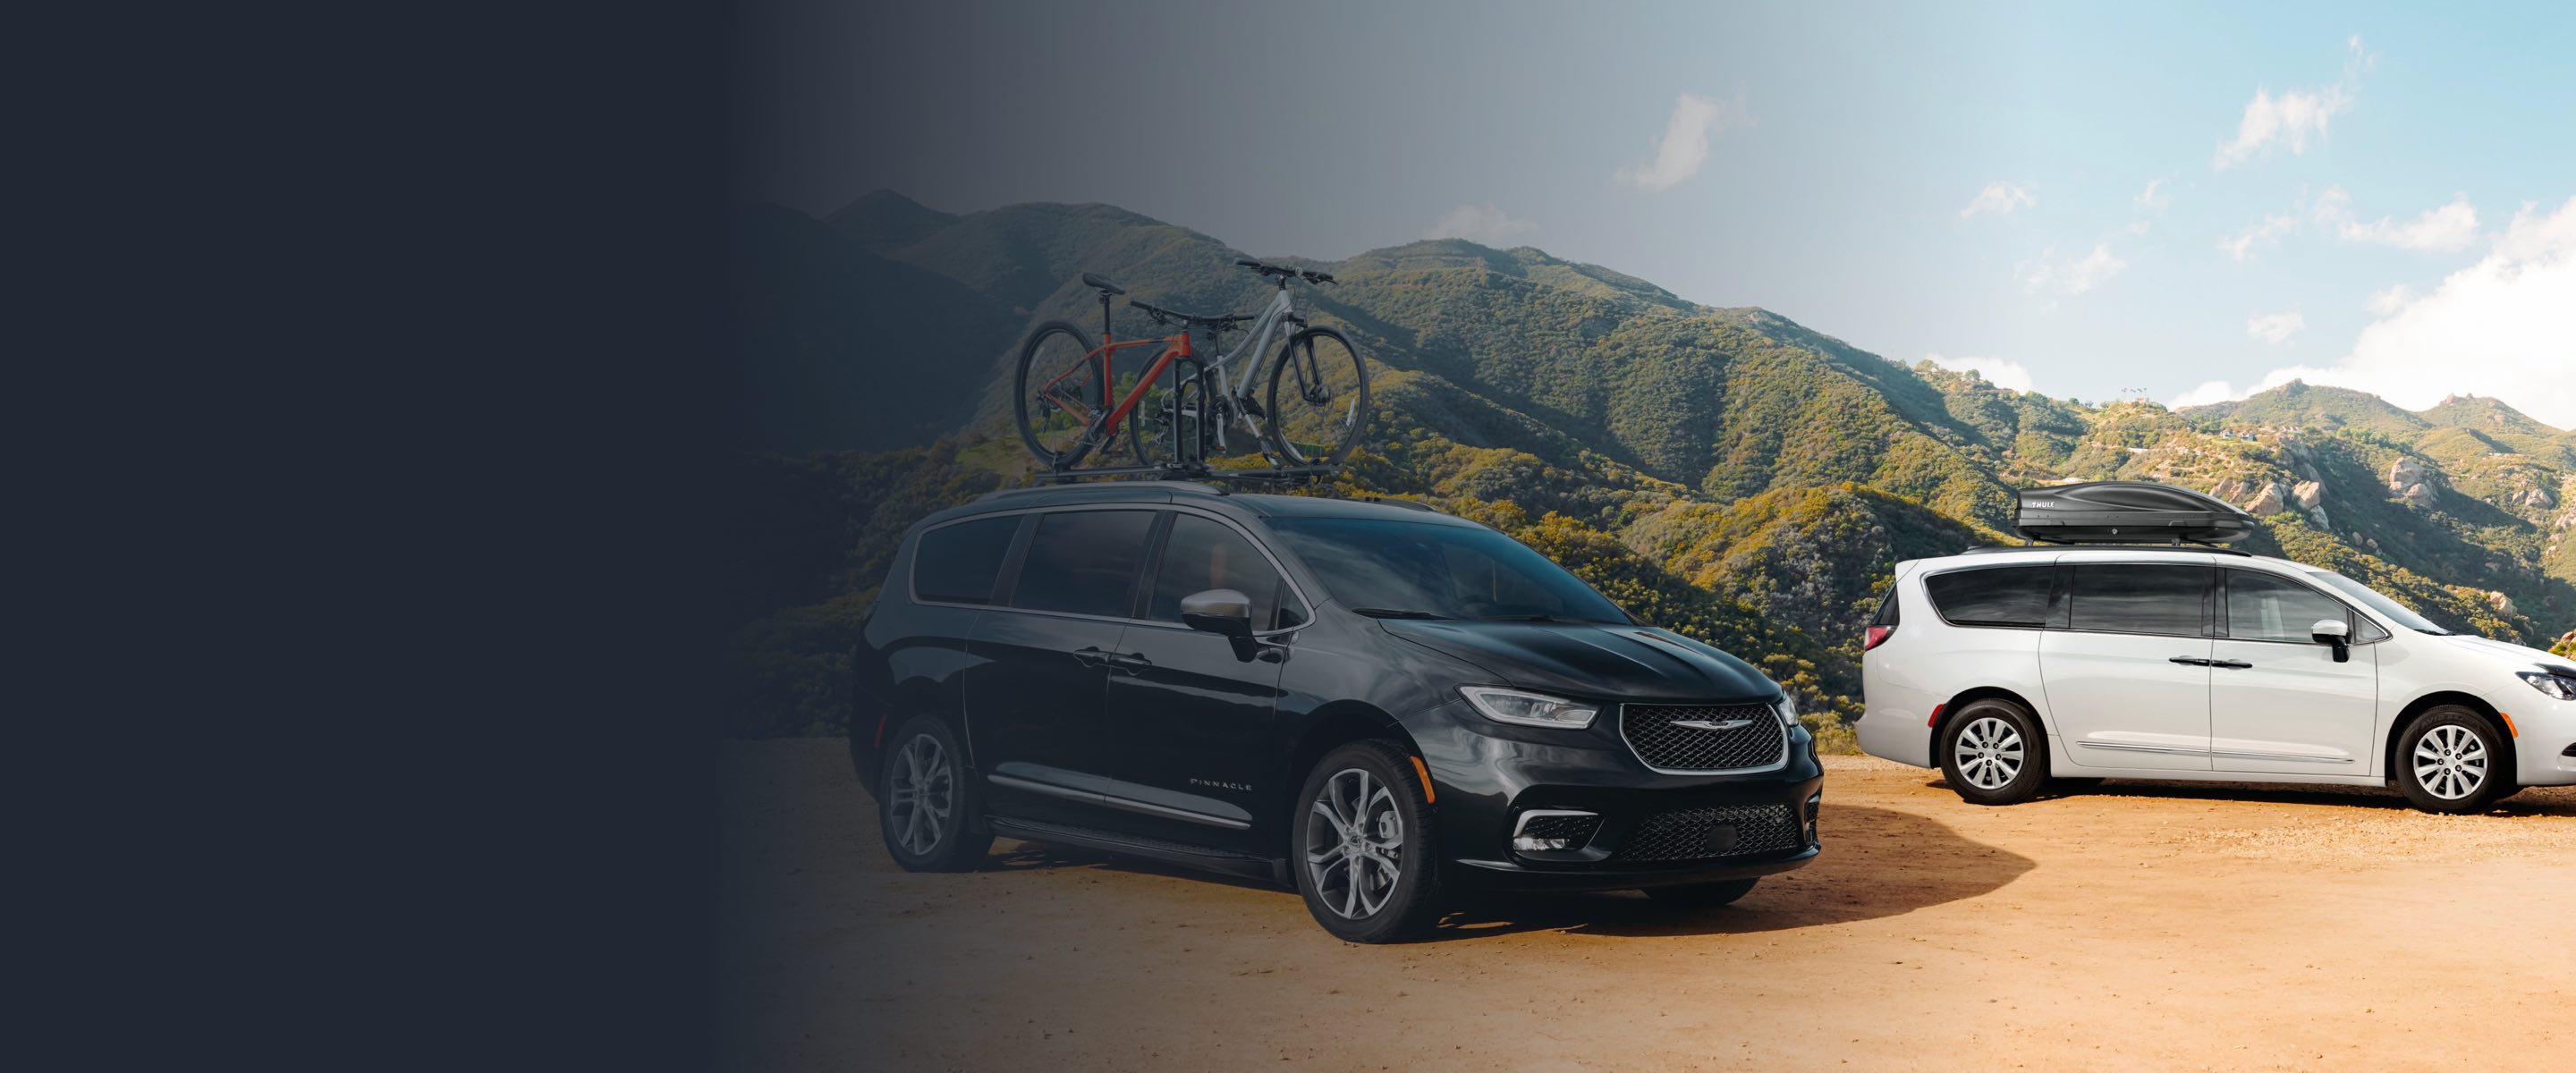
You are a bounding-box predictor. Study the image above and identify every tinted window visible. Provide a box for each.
[1925,566,2051,627]
[2305,570,2442,636]
[2227,570,2351,643]
[1146,515,1297,629]
[911,516,1021,604]
[2068,564,2208,637]
[1267,518,1628,623]
[1007,511,1155,617]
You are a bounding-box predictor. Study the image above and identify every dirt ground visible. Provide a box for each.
[713,740,2572,1072]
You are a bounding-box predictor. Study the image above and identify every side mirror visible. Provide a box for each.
[2311,619,2351,663]
[1180,588,1256,639]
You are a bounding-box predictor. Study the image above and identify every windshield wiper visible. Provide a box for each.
[2414,628,2454,636]
[1479,613,1566,622]
[1350,607,1451,620]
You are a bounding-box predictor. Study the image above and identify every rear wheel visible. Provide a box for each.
[2394,706,2508,814]
[877,714,993,872]
[1263,326,1368,467]
[1292,740,1443,943]
[1642,877,1758,910]
[1938,698,2049,806]
[1013,320,1107,469]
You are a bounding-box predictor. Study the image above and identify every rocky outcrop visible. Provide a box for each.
[2292,480,2324,510]
[2385,457,2442,508]
[2487,591,2518,618]
[2244,483,2288,515]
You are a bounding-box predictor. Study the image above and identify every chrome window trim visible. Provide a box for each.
[1616,699,1795,775]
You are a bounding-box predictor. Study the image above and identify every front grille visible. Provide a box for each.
[1611,803,1802,863]
[1517,813,1603,844]
[1620,702,1788,773]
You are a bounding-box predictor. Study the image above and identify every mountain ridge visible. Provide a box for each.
[722,193,2575,739]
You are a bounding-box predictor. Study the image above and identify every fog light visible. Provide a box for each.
[1804,792,1822,846]
[1512,810,1601,852]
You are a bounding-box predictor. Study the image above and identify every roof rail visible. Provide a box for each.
[975,480,1230,502]
[1959,544,2256,557]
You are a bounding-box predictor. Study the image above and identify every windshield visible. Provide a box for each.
[2305,570,2448,634]
[1266,518,1631,624]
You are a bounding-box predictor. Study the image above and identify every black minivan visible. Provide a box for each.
[852,481,1822,942]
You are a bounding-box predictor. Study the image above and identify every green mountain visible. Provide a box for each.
[724,192,2576,739]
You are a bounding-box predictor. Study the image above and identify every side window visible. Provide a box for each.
[2227,570,2351,643]
[911,515,1022,604]
[1008,511,1156,617]
[2067,564,2209,637]
[1924,566,2052,627]
[1146,515,1295,629]
[1871,585,1902,628]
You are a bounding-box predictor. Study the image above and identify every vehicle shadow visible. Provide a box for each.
[1926,776,2576,817]
[981,804,2035,942]
[1423,804,2032,941]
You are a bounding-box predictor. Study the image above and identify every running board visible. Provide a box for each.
[987,816,1287,885]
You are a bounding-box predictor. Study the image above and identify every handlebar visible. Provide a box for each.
[1237,258,1335,285]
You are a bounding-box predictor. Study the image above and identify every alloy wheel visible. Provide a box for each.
[1953,715,2024,790]
[2411,724,2489,800]
[886,733,954,856]
[1303,767,1404,920]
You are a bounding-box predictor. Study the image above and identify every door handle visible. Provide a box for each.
[2209,659,2254,670]
[2169,656,2211,666]
[1108,652,1153,673]
[1072,646,1115,669]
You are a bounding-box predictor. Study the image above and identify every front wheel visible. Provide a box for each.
[1264,326,1368,467]
[1013,320,1107,469]
[2394,706,2509,814]
[1292,740,1444,942]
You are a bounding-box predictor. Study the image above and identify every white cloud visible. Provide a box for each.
[2126,221,2153,236]
[2214,37,2375,169]
[2247,311,2307,344]
[2365,283,2415,315]
[2218,213,2296,261]
[1960,181,2036,219]
[2020,243,2130,297]
[2314,186,2480,252]
[2135,179,2173,211]
[1614,91,1753,191]
[2168,196,2576,426]
[1922,352,2038,393]
[2171,379,2244,409]
[1424,203,1538,246]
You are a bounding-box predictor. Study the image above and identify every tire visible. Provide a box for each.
[877,714,993,872]
[1938,697,2050,806]
[1642,877,1759,910]
[1292,740,1444,943]
[1013,320,1107,469]
[1129,356,1204,467]
[1263,326,1368,468]
[2393,705,2510,814]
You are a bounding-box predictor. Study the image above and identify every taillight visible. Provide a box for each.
[1864,625,1894,651]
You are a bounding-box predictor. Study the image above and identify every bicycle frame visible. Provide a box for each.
[1038,285,1302,460]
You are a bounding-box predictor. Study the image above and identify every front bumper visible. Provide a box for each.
[1414,699,1826,891]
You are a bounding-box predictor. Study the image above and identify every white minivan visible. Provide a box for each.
[1857,545,2576,813]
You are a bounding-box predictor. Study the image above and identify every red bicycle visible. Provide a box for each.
[1011,261,1368,471]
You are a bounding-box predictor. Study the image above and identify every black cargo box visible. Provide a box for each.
[2015,481,2255,545]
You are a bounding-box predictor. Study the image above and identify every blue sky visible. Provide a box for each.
[738,0,2576,425]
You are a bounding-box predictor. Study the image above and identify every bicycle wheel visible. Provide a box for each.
[1263,326,1368,467]
[1130,357,1206,467]
[1013,320,1107,469]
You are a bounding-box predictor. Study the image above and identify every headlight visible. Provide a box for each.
[1459,686,1598,729]
[2518,671,2576,701]
[1777,693,1800,727]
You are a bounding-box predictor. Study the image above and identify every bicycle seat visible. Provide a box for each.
[1081,273,1126,295]
[1130,300,1247,331]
